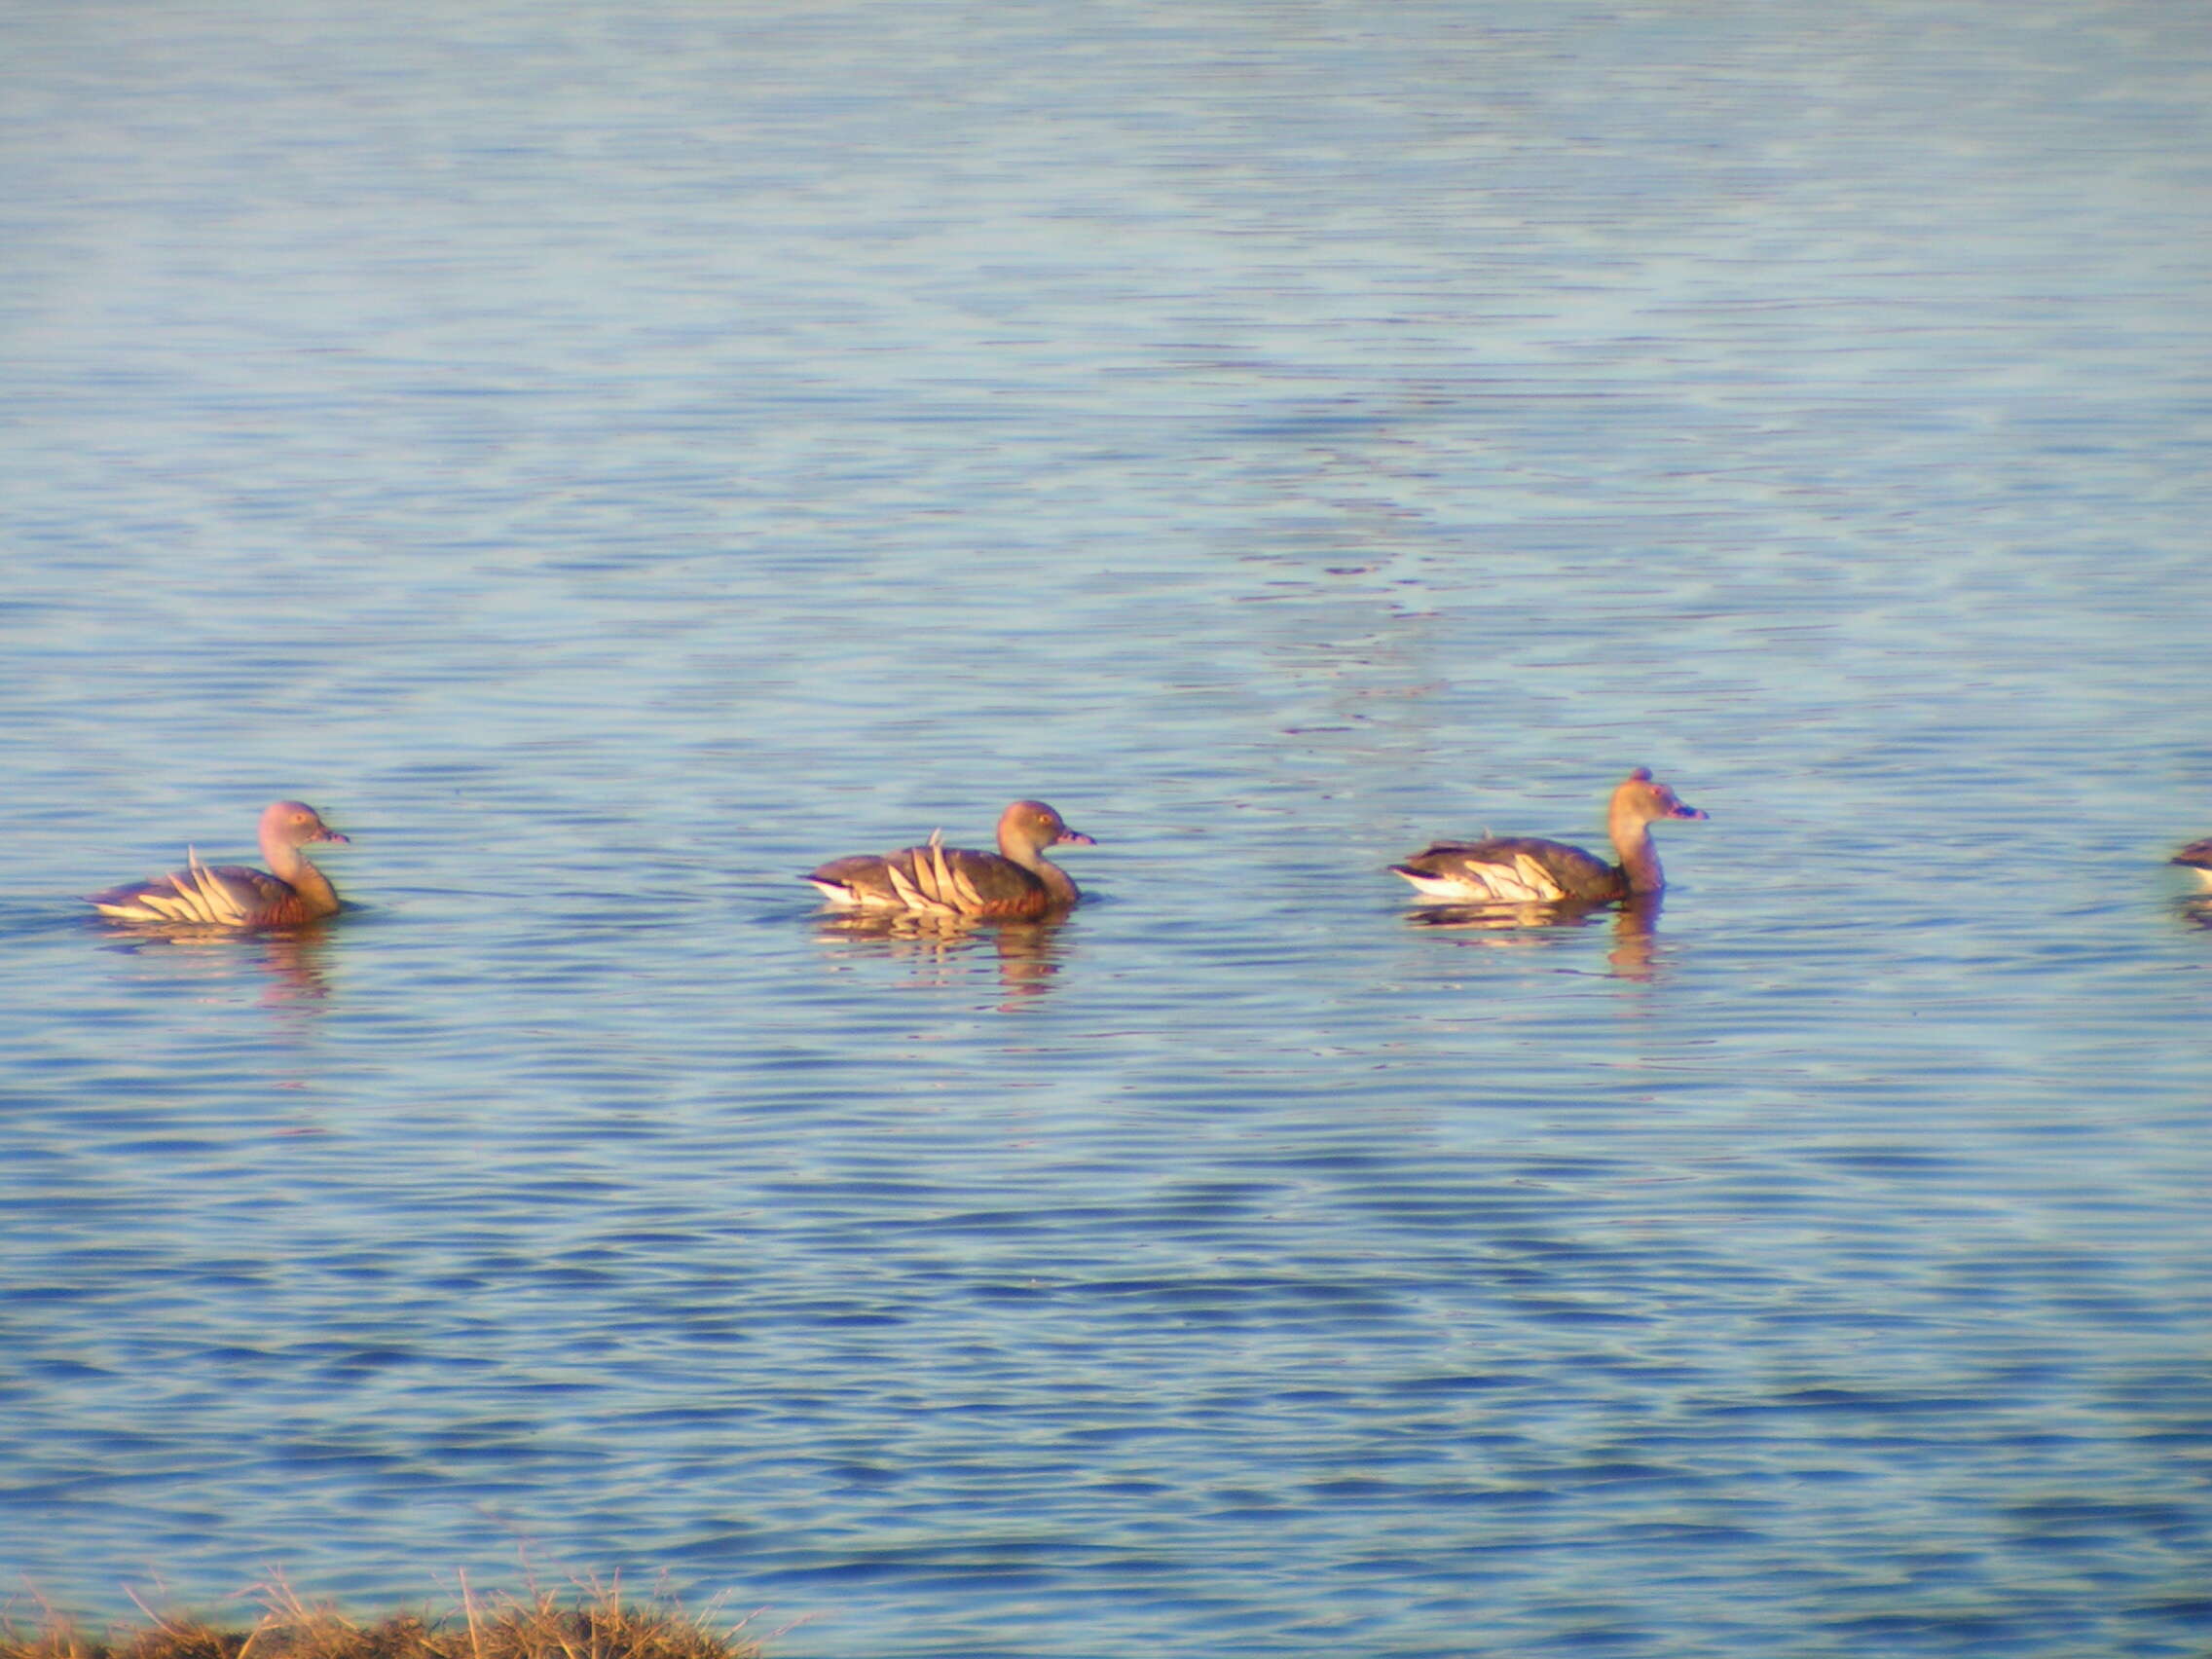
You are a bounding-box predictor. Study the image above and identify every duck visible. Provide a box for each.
[2172,838,2212,888]
[1390,768,1705,903]
[806,799,1093,919]
[86,799,351,928]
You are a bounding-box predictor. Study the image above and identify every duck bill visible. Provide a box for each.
[1056,830,1096,846]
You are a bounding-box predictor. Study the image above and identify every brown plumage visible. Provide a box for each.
[2172,838,2212,889]
[806,799,1094,920]
[86,800,350,928]
[1391,768,1706,903]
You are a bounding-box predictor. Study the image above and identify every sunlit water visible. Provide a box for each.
[4,4,2210,1656]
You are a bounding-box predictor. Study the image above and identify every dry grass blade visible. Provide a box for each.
[0,1581,763,1659]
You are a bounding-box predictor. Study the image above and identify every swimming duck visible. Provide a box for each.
[2171,838,2212,888]
[806,799,1093,919]
[87,799,350,928]
[1390,768,1705,903]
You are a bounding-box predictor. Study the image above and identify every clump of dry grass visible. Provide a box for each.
[0,1577,764,1659]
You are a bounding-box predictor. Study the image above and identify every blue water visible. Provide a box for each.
[4,3,2210,1656]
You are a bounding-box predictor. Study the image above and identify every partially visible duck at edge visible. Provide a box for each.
[87,799,351,928]
[1391,768,1706,903]
[2171,838,2212,889]
[807,799,1094,920]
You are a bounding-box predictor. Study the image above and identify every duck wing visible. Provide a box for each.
[1390,836,1624,903]
[808,833,1053,919]
[86,854,301,928]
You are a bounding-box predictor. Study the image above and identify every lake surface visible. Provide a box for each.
[3,3,2210,1656]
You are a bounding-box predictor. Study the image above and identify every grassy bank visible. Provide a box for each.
[0,1581,766,1659]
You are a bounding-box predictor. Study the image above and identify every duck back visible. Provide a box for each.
[1391,836,1625,903]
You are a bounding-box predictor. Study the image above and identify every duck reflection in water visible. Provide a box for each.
[814,908,1073,1003]
[94,920,338,1007]
[1405,892,1663,981]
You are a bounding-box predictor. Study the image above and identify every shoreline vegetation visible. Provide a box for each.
[0,1580,769,1659]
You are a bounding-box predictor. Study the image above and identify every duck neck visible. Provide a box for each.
[1005,839,1080,905]
[1031,858,1080,906]
[266,839,341,916]
[1609,814,1665,896]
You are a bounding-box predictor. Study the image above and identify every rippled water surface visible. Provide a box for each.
[5,4,2211,1656]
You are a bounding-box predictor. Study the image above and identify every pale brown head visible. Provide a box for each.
[997,799,1095,858]
[260,800,350,848]
[1611,767,1707,828]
